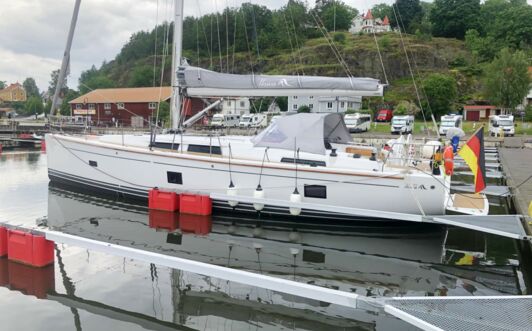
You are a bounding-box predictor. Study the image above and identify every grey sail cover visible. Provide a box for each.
[252,113,352,155]
[177,65,381,92]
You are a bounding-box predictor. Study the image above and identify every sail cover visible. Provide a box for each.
[177,65,383,97]
[252,113,352,155]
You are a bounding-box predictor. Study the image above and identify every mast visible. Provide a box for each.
[170,0,184,129]
[51,0,82,116]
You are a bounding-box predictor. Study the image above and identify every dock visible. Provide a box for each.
[499,137,532,234]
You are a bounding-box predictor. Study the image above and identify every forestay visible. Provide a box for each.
[177,65,384,97]
[251,113,352,155]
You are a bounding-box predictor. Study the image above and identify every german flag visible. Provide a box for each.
[458,127,486,193]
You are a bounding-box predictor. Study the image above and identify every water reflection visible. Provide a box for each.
[1,151,530,330]
[46,184,525,298]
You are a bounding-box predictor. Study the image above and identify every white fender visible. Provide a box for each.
[289,192,302,216]
[227,185,238,207]
[253,188,265,211]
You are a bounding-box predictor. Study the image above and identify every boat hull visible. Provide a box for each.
[46,134,447,221]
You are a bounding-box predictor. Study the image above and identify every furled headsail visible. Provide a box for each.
[177,65,384,97]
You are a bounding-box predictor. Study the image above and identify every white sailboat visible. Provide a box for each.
[45,0,486,221]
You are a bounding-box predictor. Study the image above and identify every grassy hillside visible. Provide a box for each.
[83,32,476,103]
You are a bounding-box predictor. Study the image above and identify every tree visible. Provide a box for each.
[422,73,457,116]
[484,48,530,111]
[297,105,311,113]
[372,3,393,21]
[430,0,481,39]
[0,81,6,90]
[48,69,67,96]
[128,65,153,87]
[319,1,357,31]
[22,78,40,98]
[392,0,423,33]
[60,89,80,116]
[23,96,44,116]
[79,65,115,94]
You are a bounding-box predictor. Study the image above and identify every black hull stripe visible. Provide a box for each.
[48,170,393,222]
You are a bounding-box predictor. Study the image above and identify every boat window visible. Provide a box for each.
[167,171,183,184]
[304,185,327,199]
[89,160,97,167]
[280,158,326,167]
[151,142,180,150]
[187,144,222,155]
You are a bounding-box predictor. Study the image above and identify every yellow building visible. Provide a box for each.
[0,83,27,102]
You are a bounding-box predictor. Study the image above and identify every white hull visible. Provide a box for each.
[46,133,448,220]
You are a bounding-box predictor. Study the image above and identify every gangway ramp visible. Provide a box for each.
[384,296,532,331]
[211,193,531,241]
[452,184,511,197]
[433,215,530,241]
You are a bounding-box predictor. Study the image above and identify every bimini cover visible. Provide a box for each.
[177,65,381,92]
[252,113,352,155]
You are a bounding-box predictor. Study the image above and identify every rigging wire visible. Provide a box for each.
[152,0,160,87]
[214,0,223,71]
[287,3,305,75]
[394,6,439,134]
[391,4,428,130]
[309,10,353,78]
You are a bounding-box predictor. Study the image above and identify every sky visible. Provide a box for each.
[0,0,399,92]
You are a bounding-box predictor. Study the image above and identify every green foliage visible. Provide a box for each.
[393,0,423,33]
[484,48,530,110]
[319,1,357,31]
[431,0,481,39]
[23,96,44,116]
[371,4,393,21]
[79,65,115,93]
[378,35,391,50]
[0,81,6,89]
[394,100,419,115]
[276,97,288,112]
[48,69,67,96]
[524,105,532,122]
[333,32,346,44]
[22,78,40,98]
[297,105,310,113]
[422,73,457,116]
[60,89,80,116]
[156,101,170,126]
[128,65,153,87]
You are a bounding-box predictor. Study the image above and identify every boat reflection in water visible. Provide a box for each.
[40,184,525,330]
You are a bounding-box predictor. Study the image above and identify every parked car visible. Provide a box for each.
[375,108,393,122]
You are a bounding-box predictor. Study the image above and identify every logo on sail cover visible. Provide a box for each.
[258,78,292,88]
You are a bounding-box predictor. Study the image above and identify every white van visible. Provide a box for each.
[489,115,515,137]
[344,113,371,133]
[439,114,463,135]
[211,114,240,127]
[391,115,414,134]
[239,113,267,128]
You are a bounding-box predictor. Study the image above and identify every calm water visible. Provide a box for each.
[0,151,530,331]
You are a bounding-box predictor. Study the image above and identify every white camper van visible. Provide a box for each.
[239,113,267,128]
[489,115,515,137]
[344,113,371,133]
[391,115,414,134]
[210,114,240,127]
[439,114,463,135]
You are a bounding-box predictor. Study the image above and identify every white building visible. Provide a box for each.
[221,97,250,115]
[288,95,362,113]
[349,9,392,34]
